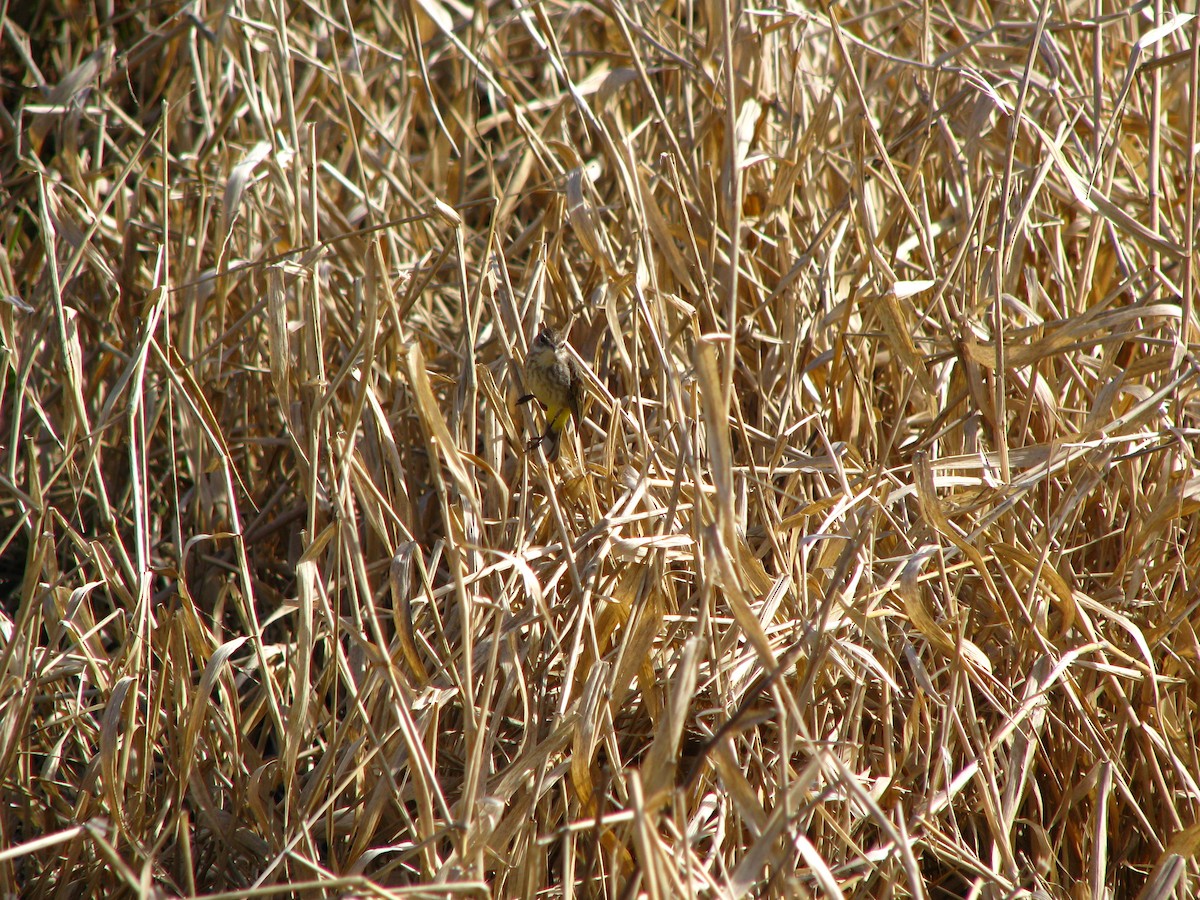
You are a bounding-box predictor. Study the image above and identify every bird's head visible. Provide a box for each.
[533,324,560,350]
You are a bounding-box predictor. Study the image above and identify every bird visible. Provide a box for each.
[518,324,582,462]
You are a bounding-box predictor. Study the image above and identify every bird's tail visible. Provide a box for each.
[542,427,562,462]
[543,406,574,462]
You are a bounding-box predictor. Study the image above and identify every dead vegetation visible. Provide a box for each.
[2,0,1199,897]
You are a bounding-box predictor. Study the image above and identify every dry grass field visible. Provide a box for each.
[3,0,1200,897]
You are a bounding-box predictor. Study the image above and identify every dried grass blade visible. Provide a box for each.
[567,165,618,275]
[98,676,135,831]
[1033,121,1185,258]
[403,341,478,507]
[181,637,247,786]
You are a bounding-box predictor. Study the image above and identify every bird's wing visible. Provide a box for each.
[567,358,583,420]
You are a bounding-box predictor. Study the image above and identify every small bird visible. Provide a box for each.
[518,324,582,462]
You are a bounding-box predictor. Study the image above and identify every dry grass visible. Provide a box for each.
[2,0,1199,897]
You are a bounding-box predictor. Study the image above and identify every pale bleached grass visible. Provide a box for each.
[2,1,1199,897]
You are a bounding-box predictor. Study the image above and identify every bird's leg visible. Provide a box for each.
[519,395,551,454]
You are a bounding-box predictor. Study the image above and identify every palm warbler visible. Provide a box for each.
[518,325,581,462]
